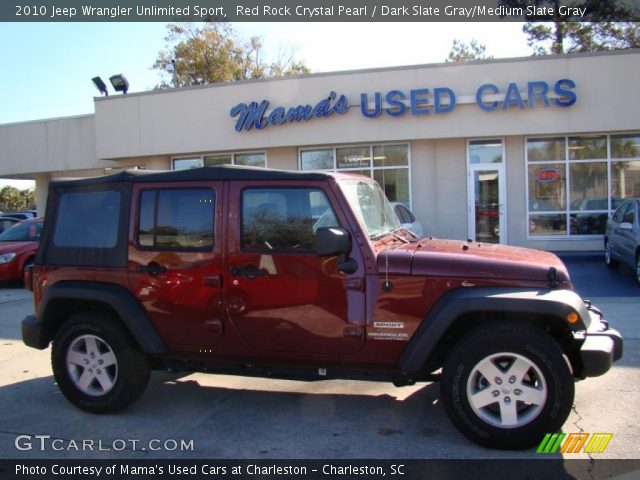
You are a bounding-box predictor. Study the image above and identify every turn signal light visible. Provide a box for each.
[567,312,579,324]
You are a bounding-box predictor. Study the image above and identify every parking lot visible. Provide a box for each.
[0,255,638,466]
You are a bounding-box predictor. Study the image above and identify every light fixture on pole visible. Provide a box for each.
[109,74,129,94]
[92,76,108,96]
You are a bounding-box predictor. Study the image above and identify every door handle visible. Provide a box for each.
[136,262,167,276]
[231,267,266,279]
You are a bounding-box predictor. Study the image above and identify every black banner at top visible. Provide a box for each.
[3,0,640,22]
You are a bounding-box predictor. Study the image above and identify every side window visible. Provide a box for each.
[53,190,120,248]
[622,203,635,224]
[242,188,339,251]
[612,203,628,224]
[137,189,214,250]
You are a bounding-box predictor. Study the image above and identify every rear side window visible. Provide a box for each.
[53,190,120,248]
[242,188,338,251]
[137,189,214,250]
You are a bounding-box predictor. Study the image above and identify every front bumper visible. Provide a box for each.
[577,304,623,378]
[22,315,49,350]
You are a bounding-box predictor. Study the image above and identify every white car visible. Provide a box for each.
[390,202,423,237]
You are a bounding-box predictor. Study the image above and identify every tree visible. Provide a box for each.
[446,39,492,62]
[153,23,310,88]
[500,0,640,54]
[0,186,34,212]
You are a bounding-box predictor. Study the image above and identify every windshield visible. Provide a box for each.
[0,221,42,242]
[340,179,400,239]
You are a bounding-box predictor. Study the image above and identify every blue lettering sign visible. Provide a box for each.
[476,84,500,111]
[361,92,382,118]
[385,90,406,117]
[231,79,577,131]
[527,81,550,108]
[410,89,430,115]
[502,82,525,110]
[553,79,577,107]
[434,87,456,113]
[230,91,349,132]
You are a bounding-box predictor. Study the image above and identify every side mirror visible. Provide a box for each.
[315,227,357,274]
[315,227,351,257]
[619,222,633,231]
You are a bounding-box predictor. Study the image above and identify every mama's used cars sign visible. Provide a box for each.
[230,79,576,132]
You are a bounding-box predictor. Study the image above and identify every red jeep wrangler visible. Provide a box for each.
[22,166,622,449]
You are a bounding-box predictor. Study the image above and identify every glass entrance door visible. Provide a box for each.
[469,166,506,244]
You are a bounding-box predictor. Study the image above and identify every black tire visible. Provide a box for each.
[636,252,640,286]
[52,311,150,414]
[604,240,619,269]
[441,322,574,450]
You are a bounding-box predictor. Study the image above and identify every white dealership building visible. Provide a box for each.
[1,49,639,251]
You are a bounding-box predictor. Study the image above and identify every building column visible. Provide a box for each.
[34,173,51,217]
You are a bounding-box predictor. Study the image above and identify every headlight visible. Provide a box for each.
[0,253,16,264]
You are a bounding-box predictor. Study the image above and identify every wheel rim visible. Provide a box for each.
[636,256,640,283]
[605,243,611,264]
[466,352,547,429]
[66,334,118,397]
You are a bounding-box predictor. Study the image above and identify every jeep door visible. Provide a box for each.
[128,182,225,350]
[226,181,366,356]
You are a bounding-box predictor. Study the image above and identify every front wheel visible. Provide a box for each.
[605,241,619,268]
[52,312,150,413]
[441,323,574,450]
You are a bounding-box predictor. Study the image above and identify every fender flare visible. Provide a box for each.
[38,281,166,354]
[397,287,588,373]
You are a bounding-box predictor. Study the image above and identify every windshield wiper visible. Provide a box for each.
[371,229,408,243]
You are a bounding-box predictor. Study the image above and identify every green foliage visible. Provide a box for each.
[500,0,640,54]
[446,39,492,62]
[0,186,35,212]
[153,23,310,88]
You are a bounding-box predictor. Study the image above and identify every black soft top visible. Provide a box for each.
[50,165,331,188]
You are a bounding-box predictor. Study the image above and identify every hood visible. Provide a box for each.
[0,241,37,255]
[376,238,571,285]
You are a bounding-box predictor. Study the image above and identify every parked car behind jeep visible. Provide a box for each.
[605,198,640,284]
[0,217,42,283]
[22,166,623,450]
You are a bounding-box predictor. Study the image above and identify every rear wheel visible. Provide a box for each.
[441,323,574,450]
[636,252,640,285]
[52,312,150,413]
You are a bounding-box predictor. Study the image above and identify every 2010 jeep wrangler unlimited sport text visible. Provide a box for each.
[22,166,623,449]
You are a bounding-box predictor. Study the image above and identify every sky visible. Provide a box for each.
[0,22,532,188]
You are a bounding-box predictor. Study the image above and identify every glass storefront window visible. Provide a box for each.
[204,155,232,166]
[173,158,202,170]
[569,162,607,210]
[373,144,409,167]
[569,213,608,235]
[529,214,567,236]
[611,160,640,208]
[300,149,333,170]
[235,153,266,167]
[174,152,266,170]
[611,134,640,159]
[527,137,565,162]
[568,136,607,160]
[299,143,411,208]
[469,140,502,164]
[528,164,566,212]
[527,133,640,237]
[337,146,370,169]
[374,168,410,204]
